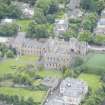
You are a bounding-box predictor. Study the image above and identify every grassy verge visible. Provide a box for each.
[0,55,38,76]
[0,87,46,102]
[78,73,102,92]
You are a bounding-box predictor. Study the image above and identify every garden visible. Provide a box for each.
[0,55,63,104]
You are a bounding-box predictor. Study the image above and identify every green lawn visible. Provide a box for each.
[0,55,38,76]
[0,87,46,102]
[16,19,32,32]
[83,53,105,74]
[85,53,105,69]
[37,70,63,78]
[0,55,62,78]
[78,73,102,92]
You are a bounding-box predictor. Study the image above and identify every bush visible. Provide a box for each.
[0,23,18,37]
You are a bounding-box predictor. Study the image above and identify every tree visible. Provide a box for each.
[34,8,47,24]
[94,35,105,45]
[0,0,11,5]
[6,50,14,58]
[47,0,59,14]
[96,0,105,14]
[82,13,97,31]
[35,0,57,15]
[73,56,84,67]
[80,0,105,13]
[0,23,18,37]
[27,23,51,39]
[0,1,22,19]
[26,98,35,105]
[80,0,96,11]
[46,14,55,23]
[78,31,93,42]
[63,29,77,40]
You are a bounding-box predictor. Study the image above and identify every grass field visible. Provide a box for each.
[0,55,63,104]
[37,70,63,78]
[0,87,46,102]
[0,55,63,78]
[0,55,38,76]
[78,73,102,92]
[83,53,105,74]
[85,53,105,69]
[16,19,32,32]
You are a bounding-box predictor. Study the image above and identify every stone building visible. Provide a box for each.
[9,33,87,70]
[54,19,68,36]
[44,78,88,105]
[59,78,88,105]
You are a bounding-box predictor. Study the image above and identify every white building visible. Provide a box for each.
[54,19,68,36]
[0,18,15,24]
[0,37,10,44]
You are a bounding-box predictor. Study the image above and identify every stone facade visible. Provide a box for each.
[9,32,88,70]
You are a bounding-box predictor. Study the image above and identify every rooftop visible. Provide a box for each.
[60,78,88,97]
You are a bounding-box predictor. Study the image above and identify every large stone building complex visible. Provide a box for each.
[9,32,87,70]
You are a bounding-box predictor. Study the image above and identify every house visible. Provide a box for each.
[44,78,88,105]
[54,19,68,36]
[59,78,88,105]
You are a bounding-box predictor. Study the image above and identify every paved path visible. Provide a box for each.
[88,45,105,52]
